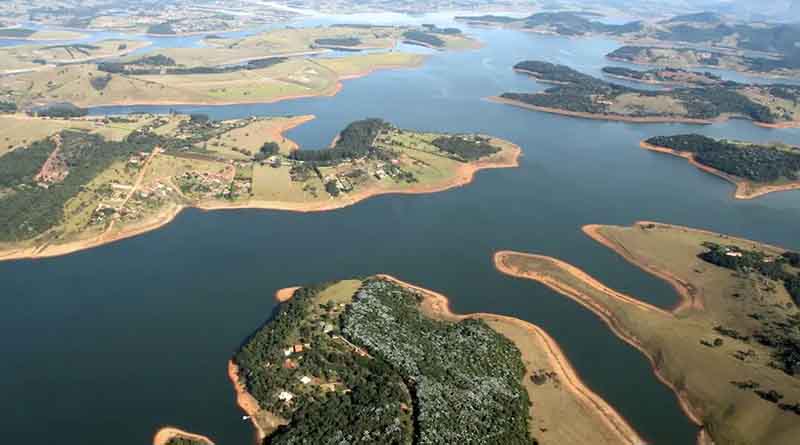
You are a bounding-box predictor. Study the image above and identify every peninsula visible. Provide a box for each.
[0,114,520,261]
[493,61,800,128]
[642,134,800,199]
[223,276,643,444]
[495,222,800,445]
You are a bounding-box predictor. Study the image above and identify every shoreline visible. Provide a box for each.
[640,141,800,199]
[0,139,520,262]
[582,223,704,313]
[270,274,644,445]
[152,426,214,445]
[274,286,300,302]
[227,360,275,442]
[487,96,718,125]
[493,250,707,443]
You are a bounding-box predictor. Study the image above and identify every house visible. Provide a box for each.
[299,376,312,385]
[293,344,304,353]
[277,391,294,402]
[725,251,743,257]
[283,347,293,357]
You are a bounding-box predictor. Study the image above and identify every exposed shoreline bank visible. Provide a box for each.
[0,139,520,263]
[493,250,706,443]
[640,141,800,199]
[152,426,214,445]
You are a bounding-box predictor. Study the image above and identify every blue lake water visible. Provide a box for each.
[3,17,800,445]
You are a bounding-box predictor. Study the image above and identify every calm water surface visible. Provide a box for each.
[3,19,800,445]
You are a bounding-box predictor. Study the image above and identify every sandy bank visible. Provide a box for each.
[640,141,800,199]
[152,426,214,445]
[275,286,300,302]
[493,250,706,442]
[374,274,644,445]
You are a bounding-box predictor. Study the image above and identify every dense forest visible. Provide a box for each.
[147,22,176,35]
[699,243,800,376]
[98,55,287,75]
[234,278,536,444]
[431,135,499,161]
[645,134,800,183]
[30,102,88,118]
[288,118,390,164]
[313,37,362,47]
[342,279,534,445]
[502,61,781,124]
[402,30,445,48]
[0,129,161,241]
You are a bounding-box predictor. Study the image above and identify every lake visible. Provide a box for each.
[3,16,800,445]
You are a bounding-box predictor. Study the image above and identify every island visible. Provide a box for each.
[641,134,800,199]
[215,275,644,444]
[495,221,800,445]
[492,60,800,128]
[0,114,520,261]
[0,25,477,107]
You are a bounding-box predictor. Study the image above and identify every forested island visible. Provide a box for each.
[642,134,800,199]
[0,114,519,261]
[496,222,800,445]
[493,61,800,127]
[222,276,643,445]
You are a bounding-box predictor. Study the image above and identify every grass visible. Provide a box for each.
[251,164,326,203]
[204,116,312,159]
[496,223,800,445]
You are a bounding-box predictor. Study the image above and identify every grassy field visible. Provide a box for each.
[496,222,800,445]
[1,53,422,107]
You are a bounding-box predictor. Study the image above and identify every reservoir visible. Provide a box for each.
[3,19,800,445]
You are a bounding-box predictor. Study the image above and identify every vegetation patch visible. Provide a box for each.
[234,277,535,444]
[645,134,800,183]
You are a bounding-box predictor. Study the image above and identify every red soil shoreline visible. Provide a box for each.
[152,426,214,445]
[640,141,800,199]
[493,250,707,444]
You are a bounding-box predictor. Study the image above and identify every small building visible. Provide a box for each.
[277,391,294,402]
[283,347,293,357]
[299,376,312,385]
[293,344,304,353]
